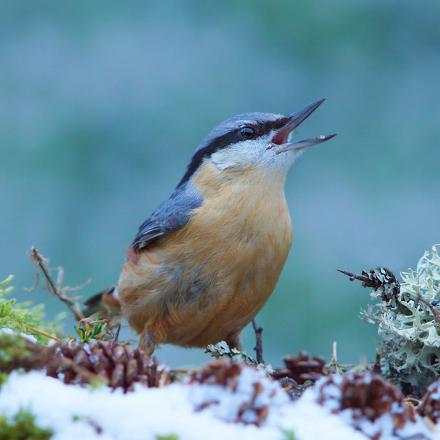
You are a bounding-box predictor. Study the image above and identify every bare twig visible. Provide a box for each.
[26,325,60,342]
[251,319,264,364]
[337,268,386,290]
[413,292,440,325]
[337,269,371,284]
[332,340,338,364]
[112,323,121,344]
[205,342,258,366]
[56,265,91,294]
[28,246,85,321]
[339,266,440,327]
[329,340,343,374]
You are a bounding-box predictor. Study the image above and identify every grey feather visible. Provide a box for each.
[132,182,203,251]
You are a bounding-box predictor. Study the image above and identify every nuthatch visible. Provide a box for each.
[84,99,335,354]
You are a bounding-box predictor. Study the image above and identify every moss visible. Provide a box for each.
[282,430,296,440]
[0,333,30,371]
[0,409,53,440]
[0,373,8,388]
[0,333,57,375]
[156,435,180,440]
[0,275,61,345]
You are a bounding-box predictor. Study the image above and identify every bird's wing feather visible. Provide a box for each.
[132,183,203,251]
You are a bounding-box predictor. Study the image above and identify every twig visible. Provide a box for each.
[413,292,440,325]
[329,340,343,374]
[332,340,338,364]
[251,319,264,364]
[26,325,60,342]
[205,342,258,366]
[338,267,401,305]
[29,246,85,321]
[112,323,121,344]
[56,265,91,294]
[338,267,440,324]
[337,268,383,289]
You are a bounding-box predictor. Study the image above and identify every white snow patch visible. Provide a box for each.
[188,365,288,425]
[0,327,38,343]
[0,371,282,440]
[0,370,439,440]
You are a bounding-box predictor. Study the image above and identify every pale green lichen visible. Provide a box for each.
[205,341,274,374]
[0,275,61,345]
[363,245,440,394]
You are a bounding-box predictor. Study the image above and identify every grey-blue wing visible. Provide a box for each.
[132,182,203,251]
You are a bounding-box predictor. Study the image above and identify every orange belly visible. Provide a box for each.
[118,165,292,347]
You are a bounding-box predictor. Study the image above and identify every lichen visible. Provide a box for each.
[363,245,440,395]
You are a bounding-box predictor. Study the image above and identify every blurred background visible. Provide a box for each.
[1,0,439,366]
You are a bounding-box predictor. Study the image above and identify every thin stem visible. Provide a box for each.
[251,319,264,364]
[29,246,84,321]
[26,325,60,342]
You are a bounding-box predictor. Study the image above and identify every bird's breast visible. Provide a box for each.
[119,164,293,346]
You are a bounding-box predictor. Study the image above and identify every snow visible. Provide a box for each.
[187,366,288,425]
[0,371,281,440]
[0,327,38,343]
[0,368,438,440]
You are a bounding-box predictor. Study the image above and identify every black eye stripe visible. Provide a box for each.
[176,115,289,187]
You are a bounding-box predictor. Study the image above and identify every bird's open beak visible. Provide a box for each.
[271,99,336,153]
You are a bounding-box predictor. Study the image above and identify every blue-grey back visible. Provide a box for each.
[132,182,203,251]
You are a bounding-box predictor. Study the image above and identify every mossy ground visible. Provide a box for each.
[0,409,53,440]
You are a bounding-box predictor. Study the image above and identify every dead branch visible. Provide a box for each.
[337,269,375,285]
[251,319,264,364]
[28,246,85,321]
[26,325,60,342]
[338,267,440,324]
[413,292,440,325]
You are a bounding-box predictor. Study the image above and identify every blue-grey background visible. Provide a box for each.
[1,1,439,366]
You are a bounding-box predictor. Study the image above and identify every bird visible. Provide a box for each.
[83,99,335,355]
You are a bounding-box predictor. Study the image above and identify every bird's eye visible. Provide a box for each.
[240,126,256,139]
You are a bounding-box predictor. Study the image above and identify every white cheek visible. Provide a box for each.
[209,136,299,178]
[210,140,263,170]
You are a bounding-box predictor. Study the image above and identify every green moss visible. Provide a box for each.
[0,409,53,440]
[282,430,296,440]
[0,275,61,345]
[0,333,31,371]
[0,373,8,388]
[156,435,179,440]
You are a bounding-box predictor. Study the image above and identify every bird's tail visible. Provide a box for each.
[82,286,121,319]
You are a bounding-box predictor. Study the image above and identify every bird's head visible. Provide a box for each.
[177,99,335,188]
